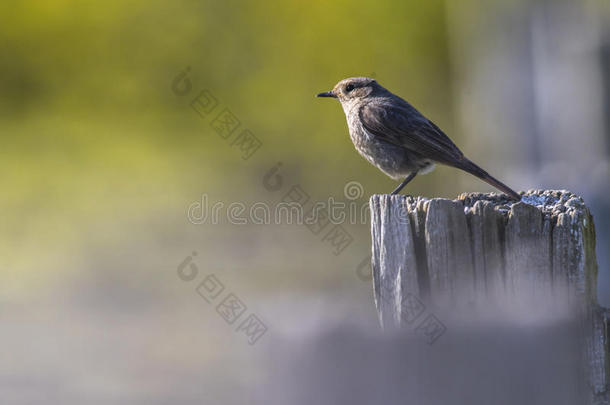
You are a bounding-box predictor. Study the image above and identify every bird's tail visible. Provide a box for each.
[453,158,521,201]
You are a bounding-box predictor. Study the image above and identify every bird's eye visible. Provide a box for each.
[345,84,355,92]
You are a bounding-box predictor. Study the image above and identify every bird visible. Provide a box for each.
[316,77,521,200]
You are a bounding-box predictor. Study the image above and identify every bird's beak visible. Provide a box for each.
[316,90,337,98]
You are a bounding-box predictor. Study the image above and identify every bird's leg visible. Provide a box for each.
[390,171,418,195]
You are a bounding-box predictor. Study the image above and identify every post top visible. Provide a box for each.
[371,189,587,218]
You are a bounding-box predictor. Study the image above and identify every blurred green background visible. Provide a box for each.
[1,0,459,293]
[1,0,609,402]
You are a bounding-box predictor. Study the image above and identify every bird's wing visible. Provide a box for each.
[359,102,464,165]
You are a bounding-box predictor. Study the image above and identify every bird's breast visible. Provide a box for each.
[343,107,430,179]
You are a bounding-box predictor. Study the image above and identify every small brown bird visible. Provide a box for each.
[317,77,521,200]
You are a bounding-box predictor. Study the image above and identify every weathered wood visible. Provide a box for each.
[425,199,474,306]
[467,200,504,300]
[504,202,553,304]
[370,189,605,402]
[370,195,422,329]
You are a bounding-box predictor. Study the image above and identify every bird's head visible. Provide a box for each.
[316,77,381,104]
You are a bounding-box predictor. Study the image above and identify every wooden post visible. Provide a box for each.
[370,190,607,402]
